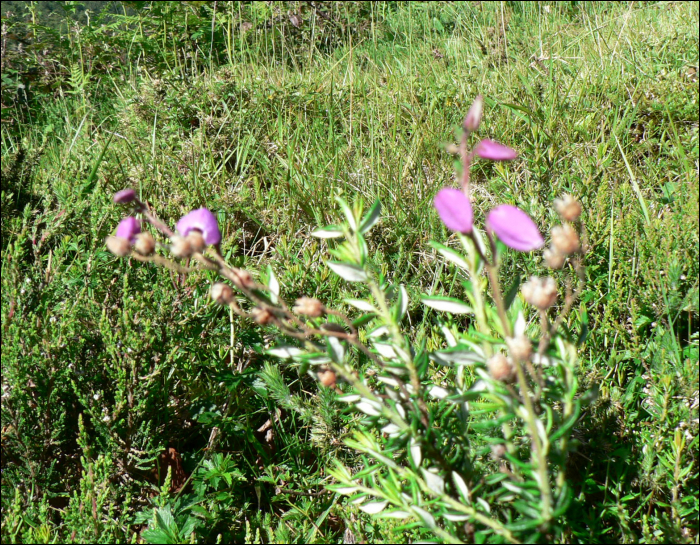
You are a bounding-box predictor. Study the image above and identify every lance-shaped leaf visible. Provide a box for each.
[359,200,381,234]
[327,262,368,282]
[422,296,473,314]
[312,225,344,239]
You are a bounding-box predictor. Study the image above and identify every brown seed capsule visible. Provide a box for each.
[487,354,515,382]
[317,368,337,388]
[554,194,582,222]
[186,230,206,253]
[506,335,532,362]
[543,247,566,269]
[133,232,156,256]
[106,236,131,257]
[521,276,558,310]
[551,224,580,255]
[232,269,254,289]
[251,307,274,325]
[210,283,234,305]
[170,235,193,258]
[490,443,506,460]
[294,297,325,318]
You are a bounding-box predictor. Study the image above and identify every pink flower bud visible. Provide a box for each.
[463,95,484,132]
[486,205,544,252]
[176,208,221,246]
[113,188,136,204]
[115,217,140,242]
[434,188,473,234]
[475,139,518,161]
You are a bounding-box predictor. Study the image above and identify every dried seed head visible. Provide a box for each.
[170,235,193,258]
[487,354,515,382]
[133,232,156,256]
[251,307,274,325]
[506,335,532,362]
[210,283,234,305]
[551,224,580,255]
[543,247,566,269]
[521,276,558,310]
[106,236,131,257]
[554,194,582,222]
[294,297,325,318]
[317,367,337,388]
[232,269,254,289]
[186,230,206,253]
[490,443,506,460]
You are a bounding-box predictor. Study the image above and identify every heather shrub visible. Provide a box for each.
[105,97,592,542]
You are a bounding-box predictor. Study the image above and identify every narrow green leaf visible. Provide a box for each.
[422,296,473,314]
[327,262,368,282]
[312,225,344,239]
[359,200,381,234]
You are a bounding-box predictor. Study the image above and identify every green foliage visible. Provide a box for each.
[2,1,698,543]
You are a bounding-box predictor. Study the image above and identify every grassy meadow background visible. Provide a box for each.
[1,1,698,542]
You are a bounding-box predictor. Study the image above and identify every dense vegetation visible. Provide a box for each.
[1,1,698,543]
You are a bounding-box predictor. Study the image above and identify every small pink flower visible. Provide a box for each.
[115,216,141,242]
[434,188,473,234]
[113,188,137,204]
[486,205,544,252]
[475,139,518,161]
[463,95,484,132]
[176,208,221,246]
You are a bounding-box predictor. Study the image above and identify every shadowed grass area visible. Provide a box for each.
[1,1,697,543]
